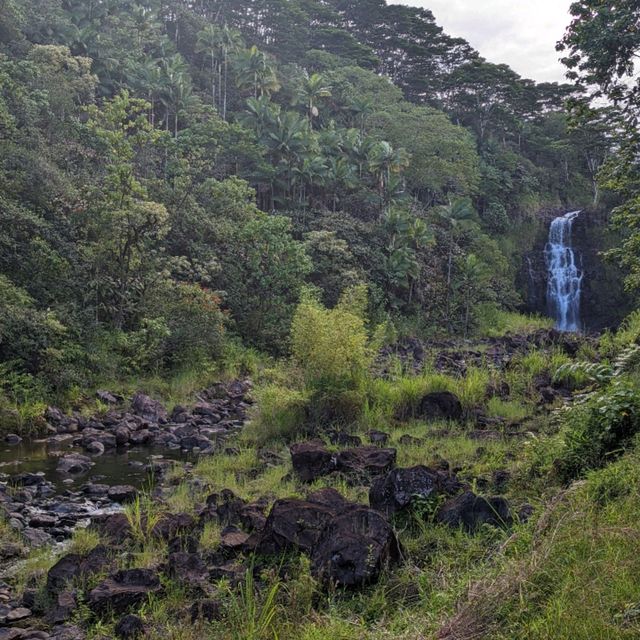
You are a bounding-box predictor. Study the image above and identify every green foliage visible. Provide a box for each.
[222,214,310,353]
[247,384,309,445]
[225,566,282,640]
[555,380,640,482]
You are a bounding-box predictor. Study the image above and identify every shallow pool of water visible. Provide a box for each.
[0,439,194,491]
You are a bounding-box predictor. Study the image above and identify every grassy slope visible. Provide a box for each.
[4,315,640,639]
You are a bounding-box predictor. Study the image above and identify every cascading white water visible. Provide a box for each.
[545,211,583,332]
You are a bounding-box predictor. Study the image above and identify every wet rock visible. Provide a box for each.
[335,446,396,479]
[107,486,137,504]
[128,429,151,446]
[56,455,94,475]
[290,440,334,483]
[84,441,105,456]
[13,473,46,487]
[369,466,461,517]
[114,614,145,639]
[417,391,463,422]
[131,393,167,423]
[311,507,400,587]
[4,434,21,445]
[88,568,162,615]
[113,426,131,446]
[180,434,213,451]
[437,491,512,533]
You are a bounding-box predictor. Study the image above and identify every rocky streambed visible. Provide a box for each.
[0,380,252,554]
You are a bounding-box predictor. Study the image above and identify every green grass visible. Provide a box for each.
[476,305,553,338]
[484,449,640,640]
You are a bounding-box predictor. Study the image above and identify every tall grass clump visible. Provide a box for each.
[246,384,309,444]
[226,566,282,640]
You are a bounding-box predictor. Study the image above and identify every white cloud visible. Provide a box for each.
[397,0,574,82]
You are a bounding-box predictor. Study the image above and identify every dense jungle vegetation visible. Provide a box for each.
[0,0,618,410]
[2,1,640,640]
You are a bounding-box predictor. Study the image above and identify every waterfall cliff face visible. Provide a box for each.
[545,211,583,332]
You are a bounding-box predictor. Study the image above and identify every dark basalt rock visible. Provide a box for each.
[417,391,463,422]
[335,446,396,478]
[56,455,94,475]
[167,552,208,585]
[290,440,334,482]
[94,513,131,545]
[436,491,512,533]
[47,546,110,595]
[50,624,86,640]
[114,614,145,639]
[152,513,196,540]
[369,466,462,517]
[311,506,400,587]
[190,599,222,623]
[367,430,390,446]
[131,393,167,423]
[96,390,123,405]
[327,431,362,447]
[88,568,162,615]
[107,486,137,504]
[257,496,338,555]
[45,591,76,625]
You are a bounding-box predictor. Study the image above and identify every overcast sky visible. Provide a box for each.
[399,1,574,83]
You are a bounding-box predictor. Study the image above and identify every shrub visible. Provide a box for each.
[161,282,225,367]
[291,286,372,395]
[290,285,372,424]
[554,380,640,482]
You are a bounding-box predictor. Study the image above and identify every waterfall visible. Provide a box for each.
[545,211,583,332]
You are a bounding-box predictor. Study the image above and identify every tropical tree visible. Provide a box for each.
[297,71,332,128]
[234,46,280,99]
[437,198,477,324]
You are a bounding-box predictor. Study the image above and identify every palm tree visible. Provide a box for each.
[159,54,194,137]
[234,46,280,99]
[242,96,280,140]
[218,25,243,120]
[297,72,332,129]
[437,198,477,325]
[134,57,163,125]
[455,254,490,338]
[367,141,410,215]
[347,95,374,134]
[195,24,222,109]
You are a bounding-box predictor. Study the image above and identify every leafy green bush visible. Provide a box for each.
[555,380,640,482]
[290,286,372,424]
[160,282,225,367]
